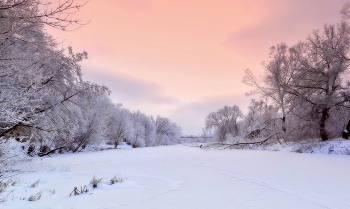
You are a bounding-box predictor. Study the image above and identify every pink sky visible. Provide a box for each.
[49,0,348,134]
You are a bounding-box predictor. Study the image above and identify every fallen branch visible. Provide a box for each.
[210,133,280,150]
[38,146,66,157]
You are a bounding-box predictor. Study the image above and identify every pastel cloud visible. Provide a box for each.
[81,64,179,113]
[224,0,348,58]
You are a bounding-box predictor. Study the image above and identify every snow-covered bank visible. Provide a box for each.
[197,138,350,155]
[287,139,350,154]
[2,145,350,209]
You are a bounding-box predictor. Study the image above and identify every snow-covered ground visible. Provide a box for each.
[2,144,350,209]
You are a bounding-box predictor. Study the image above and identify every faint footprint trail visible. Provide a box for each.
[123,150,350,209]
[113,175,182,209]
[190,160,350,209]
[218,171,350,209]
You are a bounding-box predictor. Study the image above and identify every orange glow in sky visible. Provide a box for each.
[49,0,348,134]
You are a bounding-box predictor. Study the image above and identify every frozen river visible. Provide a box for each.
[4,145,350,209]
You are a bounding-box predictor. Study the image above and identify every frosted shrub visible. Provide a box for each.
[90,175,102,188]
[31,179,41,188]
[28,191,42,201]
[70,186,89,196]
[110,175,124,184]
[0,180,10,193]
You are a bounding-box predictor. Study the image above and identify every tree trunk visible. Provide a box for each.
[320,108,330,141]
[281,116,286,132]
[342,119,350,139]
[233,123,238,136]
[114,139,118,148]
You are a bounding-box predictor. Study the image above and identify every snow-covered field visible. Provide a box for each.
[2,144,350,209]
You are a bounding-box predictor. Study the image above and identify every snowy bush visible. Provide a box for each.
[110,175,124,184]
[70,186,89,196]
[90,175,102,188]
[28,191,42,201]
[31,179,41,188]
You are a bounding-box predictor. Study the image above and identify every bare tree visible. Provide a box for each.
[241,99,279,140]
[244,19,350,141]
[243,43,304,135]
[341,1,350,20]
[289,22,350,141]
[108,108,133,148]
[0,0,87,33]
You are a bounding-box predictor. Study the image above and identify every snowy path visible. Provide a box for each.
[3,145,350,209]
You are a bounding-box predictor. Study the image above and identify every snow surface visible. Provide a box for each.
[2,144,350,209]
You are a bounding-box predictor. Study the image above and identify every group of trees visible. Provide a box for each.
[205,100,279,142]
[205,105,242,141]
[205,3,350,143]
[0,0,182,168]
[108,110,182,149]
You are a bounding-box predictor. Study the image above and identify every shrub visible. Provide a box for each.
[90,175,102,188]
[69,186,89,196]
[0,180,10,193]
[31,179,41,188]
[110,175,124,184]
[28,191,42,201]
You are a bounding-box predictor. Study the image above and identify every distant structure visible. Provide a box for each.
[181,135,213,143]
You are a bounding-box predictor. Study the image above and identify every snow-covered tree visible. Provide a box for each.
[0,0,90,185]
[241,99,279,140]
[129,111,155,147]
[243,43,302,134]
[289,22,350,140]
[0,0,88,141]
[244,5,350,141]
[205,105,243,141]
[108,107,133,148]
[153,116,182,145]
[67,85,112,153]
